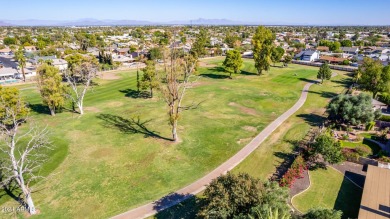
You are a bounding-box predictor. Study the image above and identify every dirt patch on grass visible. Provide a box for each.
[84,106,101,113]
[106,101,124,107]
[242,126,257,132]
[198,61,217,68]
[100,72,120,80]
[90,148,114,159]
[229,102,259,116]
[190,81,211,88]
[237,137,253,145]
[220,86,230,90]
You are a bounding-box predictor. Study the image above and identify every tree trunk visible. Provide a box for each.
[172,120,178,142]
[21,66,26,82]
[136,69,140,92]
[20,183,36,215]
[49,107,55,116]
[322,78,324,84]
[78,101,84,115]
[150,87,153,98]
[373,92,377,99]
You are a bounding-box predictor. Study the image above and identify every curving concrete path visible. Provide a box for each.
[112,76,332,219]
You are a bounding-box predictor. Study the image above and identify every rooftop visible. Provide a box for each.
[358,165,390,219]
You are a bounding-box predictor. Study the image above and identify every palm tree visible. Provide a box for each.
[15,47,26,82]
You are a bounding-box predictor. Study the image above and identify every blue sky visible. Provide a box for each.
[1,0,390,25]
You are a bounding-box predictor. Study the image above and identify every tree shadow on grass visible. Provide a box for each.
[0,172,27,209]
[28,103,51,115]
[298,78,318,84]
[200,67,230,79]
[331,78,352,87]
[155,194,201,219]
[334,171,364,219]
[296,113,325,127]
[307,90,338,99]
[97,114,172,141]
[200,73,230,79]
[240,70,258,76]
[153,193,194,212]
[270,151,295,181]
[119,89,151,99]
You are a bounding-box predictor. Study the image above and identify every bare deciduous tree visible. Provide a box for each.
[0,87,51,215]
[64,61,98,115]
[159,49,199,142]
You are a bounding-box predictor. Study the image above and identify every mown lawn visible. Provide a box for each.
[1,59,327,218]
[340,138,382,156]
[292,168,362,219]
[233,68,351,180]
[154,64,352,218]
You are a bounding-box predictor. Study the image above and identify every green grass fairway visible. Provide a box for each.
[292,168,362,219]
[233,68,351,180]
[1,59,329,218]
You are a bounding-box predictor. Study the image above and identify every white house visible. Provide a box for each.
[0,67,18,80]
[15,68,36,79]
[294,50,320,62]
[0,48,11,55]
[52,59,68,71]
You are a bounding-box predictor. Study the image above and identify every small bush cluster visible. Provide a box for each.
[379,115,390,122]
[378,150,390,163]
[379,93,390,105]
[341,148,360,162]
[280,156,306,188]
[342,146,371,162]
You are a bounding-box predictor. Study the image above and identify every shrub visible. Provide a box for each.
[341,60,350,65]
[377,148,390,162]
[342,148,360,162]
[366,121,375,131]
[379,156,390,163]
[280,155,306,188]
[379,93,390,105]
[379,115,390,122]
[355,146,371,157]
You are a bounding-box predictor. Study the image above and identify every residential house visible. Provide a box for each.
[114,48,130,56]
[24,46,36,52]
[341,47,359,55]
[358,165,390,219]
[319,56,348,65]
[0,67,18,80]
[0,48,11,55]
[51,59,68,71]
[294,50,320,62]
[112,55,134,63]
[15,68,36,79]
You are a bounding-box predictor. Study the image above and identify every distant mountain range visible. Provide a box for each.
[0,18,258,26]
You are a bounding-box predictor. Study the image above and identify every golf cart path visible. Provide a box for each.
[112,74,336,219]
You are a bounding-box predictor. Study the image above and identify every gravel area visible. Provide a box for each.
[289,169,310,197]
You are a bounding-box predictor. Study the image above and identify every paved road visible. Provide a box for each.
[112,76,330,219]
